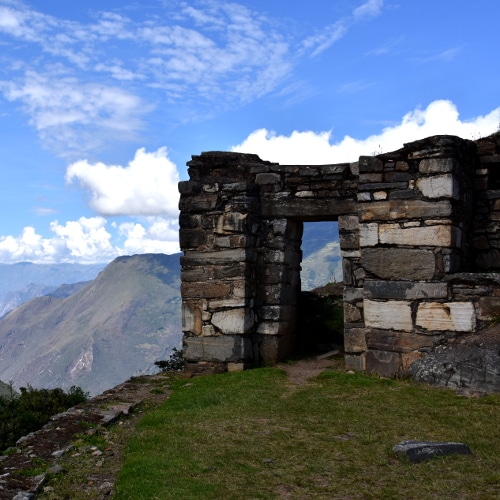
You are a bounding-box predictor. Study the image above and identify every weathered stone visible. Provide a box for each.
[345,353,366,371]
[184,335,254,362]
[255,172,281,184]
[362,248,436,280]
[338,215,359,231]
[360,200,452,221]
[344,328,367,353]
[393,440,471,463]
[477,296,500,320]
[344,303,362,323]
[416,174,458,199]
[181,281,230,299]
[416,302,476,332]
[365,350,400,377]
[366,329,436,353]
[211,308,254,334]
[182,300,206,335]
[359,223,378,247]
[419,158,458,174]
[364,281,448,300]
[407,327,500,393]
[379,224,454,247]
[364,300,413,331]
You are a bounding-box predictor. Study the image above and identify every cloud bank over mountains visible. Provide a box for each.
[0,99,497,264]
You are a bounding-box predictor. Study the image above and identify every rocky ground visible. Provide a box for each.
[0,357,337,499]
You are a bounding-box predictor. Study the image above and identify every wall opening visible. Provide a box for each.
[295,222,344,357]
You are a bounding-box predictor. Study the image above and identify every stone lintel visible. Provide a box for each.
[360,200,452,222]
[260,198,357,219]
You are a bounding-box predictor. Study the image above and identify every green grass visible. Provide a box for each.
[114,366,500,499]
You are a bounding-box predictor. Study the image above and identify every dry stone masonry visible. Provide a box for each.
[179,133,500,378]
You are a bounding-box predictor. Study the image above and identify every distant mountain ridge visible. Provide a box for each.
[0,262,105,317]
[0,254,182,395]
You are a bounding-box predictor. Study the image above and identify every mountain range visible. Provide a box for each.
[0,254,182,395]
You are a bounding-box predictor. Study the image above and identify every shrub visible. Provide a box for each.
[0,385,88,451]
[154,347,185,372]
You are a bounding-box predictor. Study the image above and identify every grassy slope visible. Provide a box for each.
[114,365,500,500]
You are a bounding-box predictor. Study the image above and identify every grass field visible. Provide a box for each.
[113,363,500,499]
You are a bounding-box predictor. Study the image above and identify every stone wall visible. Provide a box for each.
[179,133,500,376]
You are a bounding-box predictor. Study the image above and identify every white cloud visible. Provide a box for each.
[353,0,384,20]
[0,216,180,264]
[118,219,179,255]
[66,147,180,217]
[231,100,500,164]
[1,70,147,156]
[303,0,384,57]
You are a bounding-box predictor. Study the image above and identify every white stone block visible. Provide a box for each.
[364,299,413,331]
[359,223,378,247]
[416,174,459,199]
[416,302,476,331]
[211,308,254,334]
[379,224,452,247]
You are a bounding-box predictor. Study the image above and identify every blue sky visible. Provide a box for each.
[0,0,498,264]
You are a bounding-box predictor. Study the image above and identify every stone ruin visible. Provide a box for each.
[178,133,500,382]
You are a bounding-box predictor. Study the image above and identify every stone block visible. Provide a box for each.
[364,281,448,300]
[216,212,248,234]
[393,440,471,464]
[181,281,230,299]
[366,329,435,353]
[256,321,282,335]
[364,300,413,331]
[340,232,360,250]
[227,362,245,372]
[345,353,366,371]
[416,174,459,199]
[338,215,359,232]
[181,249,250,266]
[418,158,458,174]
[401,351,422,373]
[182,300,205,335]
[477,297,500,320]
[344,328,367,353]
[255,173,281,185]
[416,302,476,332]
[344,302,362,323]
[212,308,255,334]
[179,228,207,249]
[365,350,401,378]
[362,248,436,280]
[379,224,452,247]
[359,223,378,247]
[184,335,254,362]
[360,200,452,221]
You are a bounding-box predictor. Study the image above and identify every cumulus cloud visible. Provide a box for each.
[65,147,180,217]
[231,100,500,164]
[0,216,180,264]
